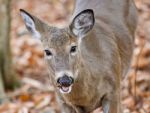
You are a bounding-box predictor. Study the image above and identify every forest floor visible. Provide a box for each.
[0,0,149,113]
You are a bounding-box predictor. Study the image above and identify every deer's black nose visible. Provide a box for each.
[57,75,74,87]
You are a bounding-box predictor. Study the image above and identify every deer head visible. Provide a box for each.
[20,9,95,94]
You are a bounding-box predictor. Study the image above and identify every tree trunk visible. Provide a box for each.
[0,0,20,93]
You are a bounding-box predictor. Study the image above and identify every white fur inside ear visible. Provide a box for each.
[72,27,85,39]
[20,12,41,39]
[72,28,79,37]
[70,10,94,39]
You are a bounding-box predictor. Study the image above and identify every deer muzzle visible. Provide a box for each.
[57,75,74,94]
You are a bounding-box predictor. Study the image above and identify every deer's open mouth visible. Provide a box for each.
[59,86,72,94]
[56,75,74,94]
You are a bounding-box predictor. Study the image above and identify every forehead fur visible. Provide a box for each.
[42,27,74,48]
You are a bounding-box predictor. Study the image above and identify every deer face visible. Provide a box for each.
[42,28,79,94]
[20,9,95,94]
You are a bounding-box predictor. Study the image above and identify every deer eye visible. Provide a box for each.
[70,46,77,53]
[44,49,52,56]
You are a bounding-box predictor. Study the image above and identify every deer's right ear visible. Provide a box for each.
[20,9,41,39]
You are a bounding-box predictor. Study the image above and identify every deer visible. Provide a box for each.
[20,0,137,113]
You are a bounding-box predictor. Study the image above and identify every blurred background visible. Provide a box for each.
[0,0,149,113]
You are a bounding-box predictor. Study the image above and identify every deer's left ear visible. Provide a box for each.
[69,9,95,39]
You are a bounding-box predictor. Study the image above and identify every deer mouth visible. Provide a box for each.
[58,86,72,94]
[56,75,74,94]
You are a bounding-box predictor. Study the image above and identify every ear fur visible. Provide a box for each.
[69,9,95,39]
[20,9,49,39]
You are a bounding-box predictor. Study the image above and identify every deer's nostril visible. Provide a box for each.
[57,75,74,87]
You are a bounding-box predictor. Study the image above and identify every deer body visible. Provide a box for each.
[20,0,137,113]
[73,0,137,78]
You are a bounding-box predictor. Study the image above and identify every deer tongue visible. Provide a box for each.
[61,86,69,92]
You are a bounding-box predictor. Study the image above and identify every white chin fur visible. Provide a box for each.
[59,86,72,94]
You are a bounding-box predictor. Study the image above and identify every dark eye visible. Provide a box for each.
[70,46,77,53]
[44,49,52,56]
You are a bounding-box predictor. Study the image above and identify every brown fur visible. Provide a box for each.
[20,0,138,113]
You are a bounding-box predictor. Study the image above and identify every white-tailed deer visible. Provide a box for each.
[20,0,137,113]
